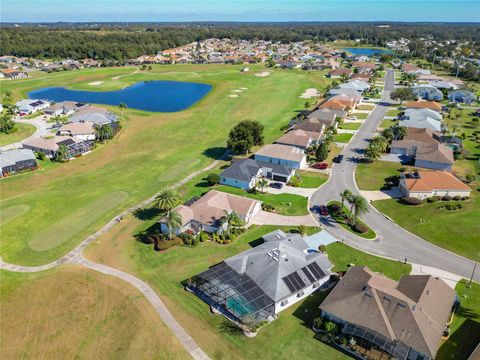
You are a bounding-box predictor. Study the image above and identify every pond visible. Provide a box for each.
[342,47,394,56]
[28,80,213,112]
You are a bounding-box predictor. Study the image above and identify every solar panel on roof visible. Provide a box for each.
[286,274,302,291]
[307,262,326,279]
[58,138,75,147]
[282,276,297,292]
[291,272,306,288]
[301,266,315,283]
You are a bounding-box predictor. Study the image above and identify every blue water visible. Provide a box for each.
[28,80,212,112]
[342,47,394,56]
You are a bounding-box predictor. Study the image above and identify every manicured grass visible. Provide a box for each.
[379,118,398,128]
[333,133,353,143]
[327,201,376,240]
[326,144,343,166]
[0,64,333,265]
[437,279,480,360]
[297,170,329,188]
[373,191,480,261]
[386,108,402,117]
[84,223,349,360]
[326,242,411,280]
[355,161,412,191]
[356,104,375,111]
[0,267,190,360]
[216,185,309,216]
[339,122,361,130]
[0,123,36,146]
[351,112,368,120]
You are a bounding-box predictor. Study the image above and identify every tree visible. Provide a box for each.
[340,189,353,209]
[2,90,13,106]
[315,143,329,162]
[390,87,416,104]
[257,178,268,193]
[119,102,128,121]
[304,101,311,110]
[348,195,369,226]
[165,209,182,240]
[370,136,389,153]
[220,211,243,237]
[0,113,16,134]
[207,172,220,185]
[95,124,113,142]
[364,145,382,162]
[154,188,181,215]
[54,144,68,162]
[227,120,264,154]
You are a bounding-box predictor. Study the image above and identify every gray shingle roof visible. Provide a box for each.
[0,149,36,167]
[220,158,293,182]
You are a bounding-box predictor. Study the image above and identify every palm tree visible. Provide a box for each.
[364,146,382,162]
[349,195,369,226]
[257,178,268,193]
[154,188,181,215]
[119,102,128,121]
[95,124,113,142]
[54,144,68,162]
[165,209,182,240]
[220,211,243,237]
[340,189,353,209]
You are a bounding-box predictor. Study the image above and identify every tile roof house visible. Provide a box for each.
[405,101,442,112]
[160,190,261,235]
[275,129,322,149]
[22,136,92,159]
[0,149,37,177]
[188,229,332,324]
[391,128,454,170]
[57,121,96,141]
[219,158,295,189]
[254,144,307,169]
[1,68,28,79]
[399,171,471,199]
[319,94,359,111]
[328,68,353,78]
[70,106,118,127]
[320,266,456,360]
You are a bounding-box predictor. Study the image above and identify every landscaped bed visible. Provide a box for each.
[327,201,376,240]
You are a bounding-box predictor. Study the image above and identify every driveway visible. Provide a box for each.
[360,189,403,201]
[1,115,53,151]
[310,69,479,282]
[264,184,316,198]
[252,210,318,226]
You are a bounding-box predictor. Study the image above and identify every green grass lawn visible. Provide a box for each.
[339,122,361,130]
[0,123,36,146]
[379,118,398,128]
[351,112,368,120]
[0,64,333,265]
[373,191,480,261]
[326,242,411,280]
[297,171,329,188]
[333,133,353,143]
[216,185,309,216]
[327,201,376,240]
[437,279,480,360]
[386,108,402,117]
[355,161,411,191]
[356,104,375,111]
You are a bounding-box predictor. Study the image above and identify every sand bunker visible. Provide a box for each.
[88,81,104,86]
[232,89,243,93]
[240,87,248,90]
[255,71,270,77]
[229,94,240,98]
[299,88,320,99]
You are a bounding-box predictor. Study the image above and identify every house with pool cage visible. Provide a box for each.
[186,230,332,324]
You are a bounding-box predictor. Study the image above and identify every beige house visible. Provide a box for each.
[57,121,96,141]
[399,170,471,199]
[275,129,322,149]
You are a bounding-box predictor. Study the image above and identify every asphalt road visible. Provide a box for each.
[311,69,479,282]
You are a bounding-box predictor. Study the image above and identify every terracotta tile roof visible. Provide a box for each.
[404,171,471,192]
[275,129,321,148]
[328,68,353,77]
[405,101,442,112]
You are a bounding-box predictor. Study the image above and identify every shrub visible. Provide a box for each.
[313,318,323,330]
[461,196,469,201]
[442,196,452,201]
[262,203,275,212]
[465,174,475,183]
[354,223,369,234]
[35,151,46,160]
[402,197,424,205]
[452,196,462,201]
[318,245,327,253]
[288,175,302,187]
[324,321,338,335]
[156,237,182,251]
[330,204,341,213]
[178,232,196,245]
[199,231,209,242]
[427,196,440,203]
[207,173,220,185]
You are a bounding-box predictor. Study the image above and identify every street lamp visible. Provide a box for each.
[468,252,480,287]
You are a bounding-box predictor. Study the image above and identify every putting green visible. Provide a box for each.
[0,204,30,226]
[29,191,128,251]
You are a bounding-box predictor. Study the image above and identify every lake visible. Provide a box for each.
[342,47,394,56]
[28,80,213,112]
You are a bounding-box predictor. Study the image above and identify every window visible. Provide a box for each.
[281,300,289,306]
[297,291,304,298]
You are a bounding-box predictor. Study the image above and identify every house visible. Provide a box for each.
[328,68,353,79]
[338,79,370,93]
[426,80,459,90]
[351,74,371,82]
[70,106,118,128]
[412,85,444,101]
[405,101,442,112]
[22,136,92,159]
[328,88,364,99]
[402,63,431,76]
[399,171,471,199]
[0,149,37,177]
[1,69,28,79]
[352,61,376,73]
[391,138,454,171]
[319,94,359,111]
[254,144,307,169]
[448,89,476,104]
[160,190,261,235]
[275,129,322,149]
[57,121,96,141]
[308,107,347,123]
[15,99,51,115]
[188,229,332,324]
[44,101,87,116]
[399,108,443,132]
[219,158,295,189]
[320,266,455,360]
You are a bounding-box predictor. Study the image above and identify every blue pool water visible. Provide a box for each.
[342,47,394,56]
[28,80,212,112]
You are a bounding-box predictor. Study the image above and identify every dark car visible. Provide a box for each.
[320,205,329,216]
[334,155,344,163]
[312,162,328,170]
[269,182,283,189]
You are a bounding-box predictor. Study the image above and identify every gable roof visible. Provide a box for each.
[320,266,455,358]
[219,158,293,183]
[275,129,321,148]
[255,144,306,163]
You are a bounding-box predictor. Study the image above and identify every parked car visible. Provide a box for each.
[320,205,329,216]
[310,205,320,213]
[334,155,344,163]
[269,182,283,189]
[312,162,328,170]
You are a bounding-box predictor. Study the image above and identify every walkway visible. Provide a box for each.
[360,189,403,201]
[1,115,52,151]
[251,210,318,226]
[264,184,317,198]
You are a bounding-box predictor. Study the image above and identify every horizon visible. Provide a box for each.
[2,1,479,23]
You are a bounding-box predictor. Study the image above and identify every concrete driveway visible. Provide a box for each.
[252,210,318,226]
[360,189,403,201]
[1,115,53,151]
[264,184,316,198]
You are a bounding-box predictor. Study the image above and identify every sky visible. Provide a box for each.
[1,0,479,23]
